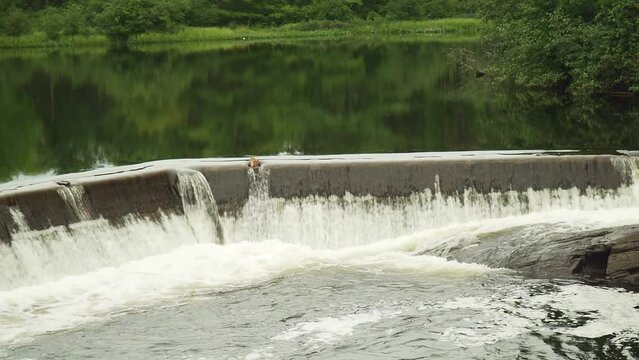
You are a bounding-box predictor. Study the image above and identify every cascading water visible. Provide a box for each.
[57,186,91,222]
[177,169,225,244]
[1,158,639,357]
[223,157,639,248]
[0,170,224,291]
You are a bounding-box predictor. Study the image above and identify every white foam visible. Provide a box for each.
[2,200,639,345]
[529,285,639,339]
[273,310,393,344]
[1,157,639,347]
[0,207,638,346]
[438,284,639,348]
[0,239,489,345]
[244,346,274,360]
[0,170,225,291]
[223,160,639,248]
[0,213,202,290]
[440,296,544,347]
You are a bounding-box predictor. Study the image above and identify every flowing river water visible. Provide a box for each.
[1,160,639,359]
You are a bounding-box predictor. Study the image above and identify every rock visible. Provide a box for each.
[418,225,639,290]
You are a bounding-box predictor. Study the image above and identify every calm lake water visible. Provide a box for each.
[1,39,638,181]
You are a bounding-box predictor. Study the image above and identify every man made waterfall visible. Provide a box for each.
[223,157,639,248]
[0,170,224,291]
[1,156,639,358]
[1,158,638,291]
[57,186,91,222]
[177,169,225,244]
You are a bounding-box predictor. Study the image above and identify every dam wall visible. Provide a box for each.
[1,151,639,289]
[251,154,628,198]
[0,152,636,245]
[0,170,183,241]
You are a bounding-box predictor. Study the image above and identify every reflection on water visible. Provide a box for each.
[1,40,638,180]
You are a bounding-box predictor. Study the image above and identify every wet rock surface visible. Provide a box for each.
[420,225,639,290]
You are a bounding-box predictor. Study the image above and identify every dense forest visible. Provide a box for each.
[0,0,478,40]
[482,0,639,97]
[0,0,637,96]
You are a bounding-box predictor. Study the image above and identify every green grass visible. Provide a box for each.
[0,18,480,49]
[0,32,106,48]
[134,18,480,44]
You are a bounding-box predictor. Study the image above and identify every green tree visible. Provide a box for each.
[62,3,86,37]
[185,0,223,27]
[95,0,189,44]
[1,7,31,38]
[384,0,425,20]
[38,4,85,41]
[38,6,64,40]
[483,0,639,97]
[306,0,361,21]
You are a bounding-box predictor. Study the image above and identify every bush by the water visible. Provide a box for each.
[1,7,30,38]
[93,0,189,43]
[483,0,639,97]
[38,3,84,40]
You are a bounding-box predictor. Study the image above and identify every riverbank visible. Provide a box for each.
[0,18,480,49]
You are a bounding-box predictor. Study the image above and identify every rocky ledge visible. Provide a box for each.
[419,225,639,290]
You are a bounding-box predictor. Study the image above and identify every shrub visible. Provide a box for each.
[38,4,88,41]
[95,0,189,44]
[1,7,31,38]
[306,0,361,22]
[185,0,223,27]
[483,0,639,97]
[39,7,65,40]
[62,3,87,37]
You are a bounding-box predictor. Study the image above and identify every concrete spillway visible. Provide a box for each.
[1,151,639,289]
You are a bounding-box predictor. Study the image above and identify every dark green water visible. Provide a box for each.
[1,39,638,181]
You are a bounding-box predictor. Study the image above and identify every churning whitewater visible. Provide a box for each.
[1,158,639,358]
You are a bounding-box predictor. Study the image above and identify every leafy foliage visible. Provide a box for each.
[185,0,225,27]
[1,7,30,37]
[37,3,86,40]
[94,0,189,43]
[484,0,639,97]
[60,3,85,37]
[38,6,64,40]
[306,0,361,21]
[2,0,479,44]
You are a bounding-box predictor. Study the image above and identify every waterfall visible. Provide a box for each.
[1,157,638,289]
[222,157,639,248]
[176,169,225,245]
[57,185,91,222]
[0,170,225,290]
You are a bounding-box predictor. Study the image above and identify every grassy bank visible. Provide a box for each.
[0,18,480,49]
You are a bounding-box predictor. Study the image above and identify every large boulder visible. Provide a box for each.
[419,225,639,290]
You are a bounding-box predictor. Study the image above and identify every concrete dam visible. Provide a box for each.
[1,151,639,293]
